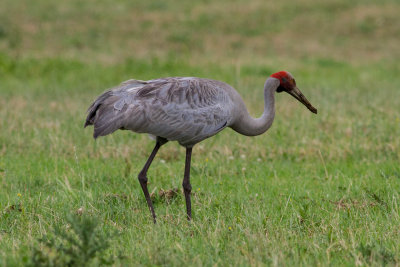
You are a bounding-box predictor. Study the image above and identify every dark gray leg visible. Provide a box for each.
[138,141,162,223]
[182,147,193,221]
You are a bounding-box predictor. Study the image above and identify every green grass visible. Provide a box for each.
[1,0,400,266]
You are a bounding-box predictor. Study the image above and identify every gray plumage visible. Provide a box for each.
[84,73,317,222]
[85,77,268,147]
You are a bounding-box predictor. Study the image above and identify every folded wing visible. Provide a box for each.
[85,77,234,146]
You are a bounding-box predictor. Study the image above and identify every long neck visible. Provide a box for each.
[231,78,278,136]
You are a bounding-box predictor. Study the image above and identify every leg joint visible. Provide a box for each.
[182,181,192,192]
[138,172,147,183]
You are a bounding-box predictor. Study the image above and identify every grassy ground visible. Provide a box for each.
[1,0,400,266]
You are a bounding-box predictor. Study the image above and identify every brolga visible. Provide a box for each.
[85,71,317,223]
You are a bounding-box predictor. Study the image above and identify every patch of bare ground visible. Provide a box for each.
[328,199,376,210]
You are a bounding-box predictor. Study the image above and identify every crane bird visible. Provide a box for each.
[85,71,317,223]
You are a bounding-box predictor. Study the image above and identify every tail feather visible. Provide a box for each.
[84,90,126,138]
[84,90,113,128]
[92,104,127,138]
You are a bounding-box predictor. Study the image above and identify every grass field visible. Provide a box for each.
[1,0,400,266]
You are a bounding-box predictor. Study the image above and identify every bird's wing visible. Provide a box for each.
[85,77,234,144]
[84,79,149,137]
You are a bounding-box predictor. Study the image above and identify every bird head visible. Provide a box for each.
[270,71,317,114]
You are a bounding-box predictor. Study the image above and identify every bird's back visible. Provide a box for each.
[85,77,235,146]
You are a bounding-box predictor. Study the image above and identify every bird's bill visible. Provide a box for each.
[287,87,318,114]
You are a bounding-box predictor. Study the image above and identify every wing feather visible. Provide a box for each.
[85,77,234,145]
